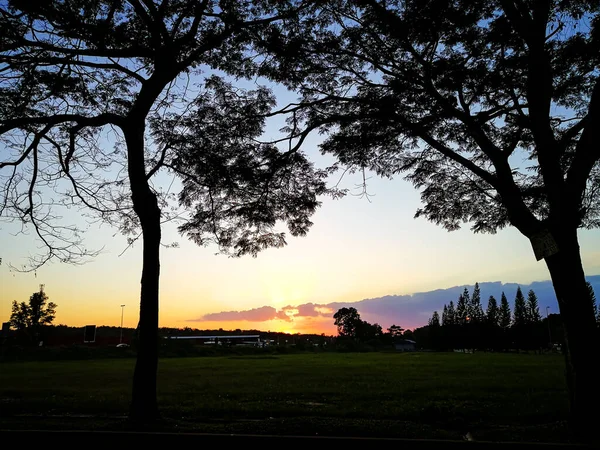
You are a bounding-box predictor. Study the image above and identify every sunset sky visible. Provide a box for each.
[2,85,600,335]
[3,166,600,334]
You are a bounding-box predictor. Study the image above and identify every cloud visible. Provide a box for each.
[315,306,334,315]
[281,303,328,317]
[191,302,334,324]
[193,305,291,322]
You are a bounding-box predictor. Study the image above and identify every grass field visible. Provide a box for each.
[0,352,570,441]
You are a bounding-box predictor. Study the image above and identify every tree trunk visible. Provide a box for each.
[544,226,599,440]
[125,126,161,423]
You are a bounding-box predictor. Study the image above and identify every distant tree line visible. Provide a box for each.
[419,282,600,352]
[332,307,415,350]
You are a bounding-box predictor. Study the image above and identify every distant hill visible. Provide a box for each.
[329,275,600,329]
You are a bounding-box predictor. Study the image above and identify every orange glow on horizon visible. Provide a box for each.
[180,316,337,335]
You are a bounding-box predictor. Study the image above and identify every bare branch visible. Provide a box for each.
[0,113,124,136]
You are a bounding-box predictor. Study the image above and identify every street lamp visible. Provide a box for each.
[120,304,126,344]
[546,306,552,349]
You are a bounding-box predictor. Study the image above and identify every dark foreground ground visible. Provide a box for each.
[0,352,573,443]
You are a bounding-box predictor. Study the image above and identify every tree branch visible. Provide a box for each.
[404,119,498,188]
[0,124,52,169]
[10,55,149,83]
[146,144,169,180]
[0,113,124,135]
[558,115,589,151]
[566,78,600,202]
[126,0,164,49]
[10,37,153,59]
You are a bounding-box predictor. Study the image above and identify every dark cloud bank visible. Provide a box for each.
[191,275,600,329]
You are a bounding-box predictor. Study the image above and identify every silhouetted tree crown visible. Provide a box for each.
[499,292,512,329]
[333,307,362,338]
[513,287,528,327]
[429,310,441,327]
[456,293,468,325]
[387,324,404,337]
[526,290,542,323]
[486,295,499,326]
[10,286,57,332]
[470,282,485,323]
[333,307,385,342]
[446,300,456,325]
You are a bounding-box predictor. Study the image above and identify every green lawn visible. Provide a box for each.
[0,352,569,441]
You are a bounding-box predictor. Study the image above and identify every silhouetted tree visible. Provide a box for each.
[387,324,404,337]
[1,0,323,421]
[526,290,542,323]
[462,288,472,320]
[10,286,57,341]
[486,296,499,325]
[441,305,449,325]
[446,300,456,325]
[456,294,468,325]
[525,289,544,350]
[402,329,415,341]
[357,321,383,343]
[333,307,362,338]
[499,293,512,329]
[429,310,442,349]
[258,1,600,430]
[512,287,529,350]
[513,288,528,327]
[470,282,485,323]
[485,295,500,350]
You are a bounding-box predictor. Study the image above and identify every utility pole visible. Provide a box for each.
[546,306,552,349]
[120,304,126,344]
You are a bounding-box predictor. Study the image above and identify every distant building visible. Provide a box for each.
[394,339,416,352]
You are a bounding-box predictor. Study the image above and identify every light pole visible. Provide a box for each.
[120,304,126,344]
[546,306,552,349]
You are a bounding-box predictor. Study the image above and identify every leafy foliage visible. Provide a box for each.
[486,296,499,326]
[499,292,512,329]
[513,287,528,326]
[153,76,330,257]
[10,287,57,332]
[526,290,542,323]
[333,307,384,342]
[446,300,456,325]
[429,311,441,327]
[257,1,600,236]
[0,0,321,268]
[456,294,468,325]
[333,307,362,338]
[387,324,404,337]
[469,282,485,323]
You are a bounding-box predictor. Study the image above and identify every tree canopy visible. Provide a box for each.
[259,0,600,236]
[10,286,57,335]
[0,0,326,268]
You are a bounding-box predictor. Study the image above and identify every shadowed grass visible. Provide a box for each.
[0,352,568,441]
